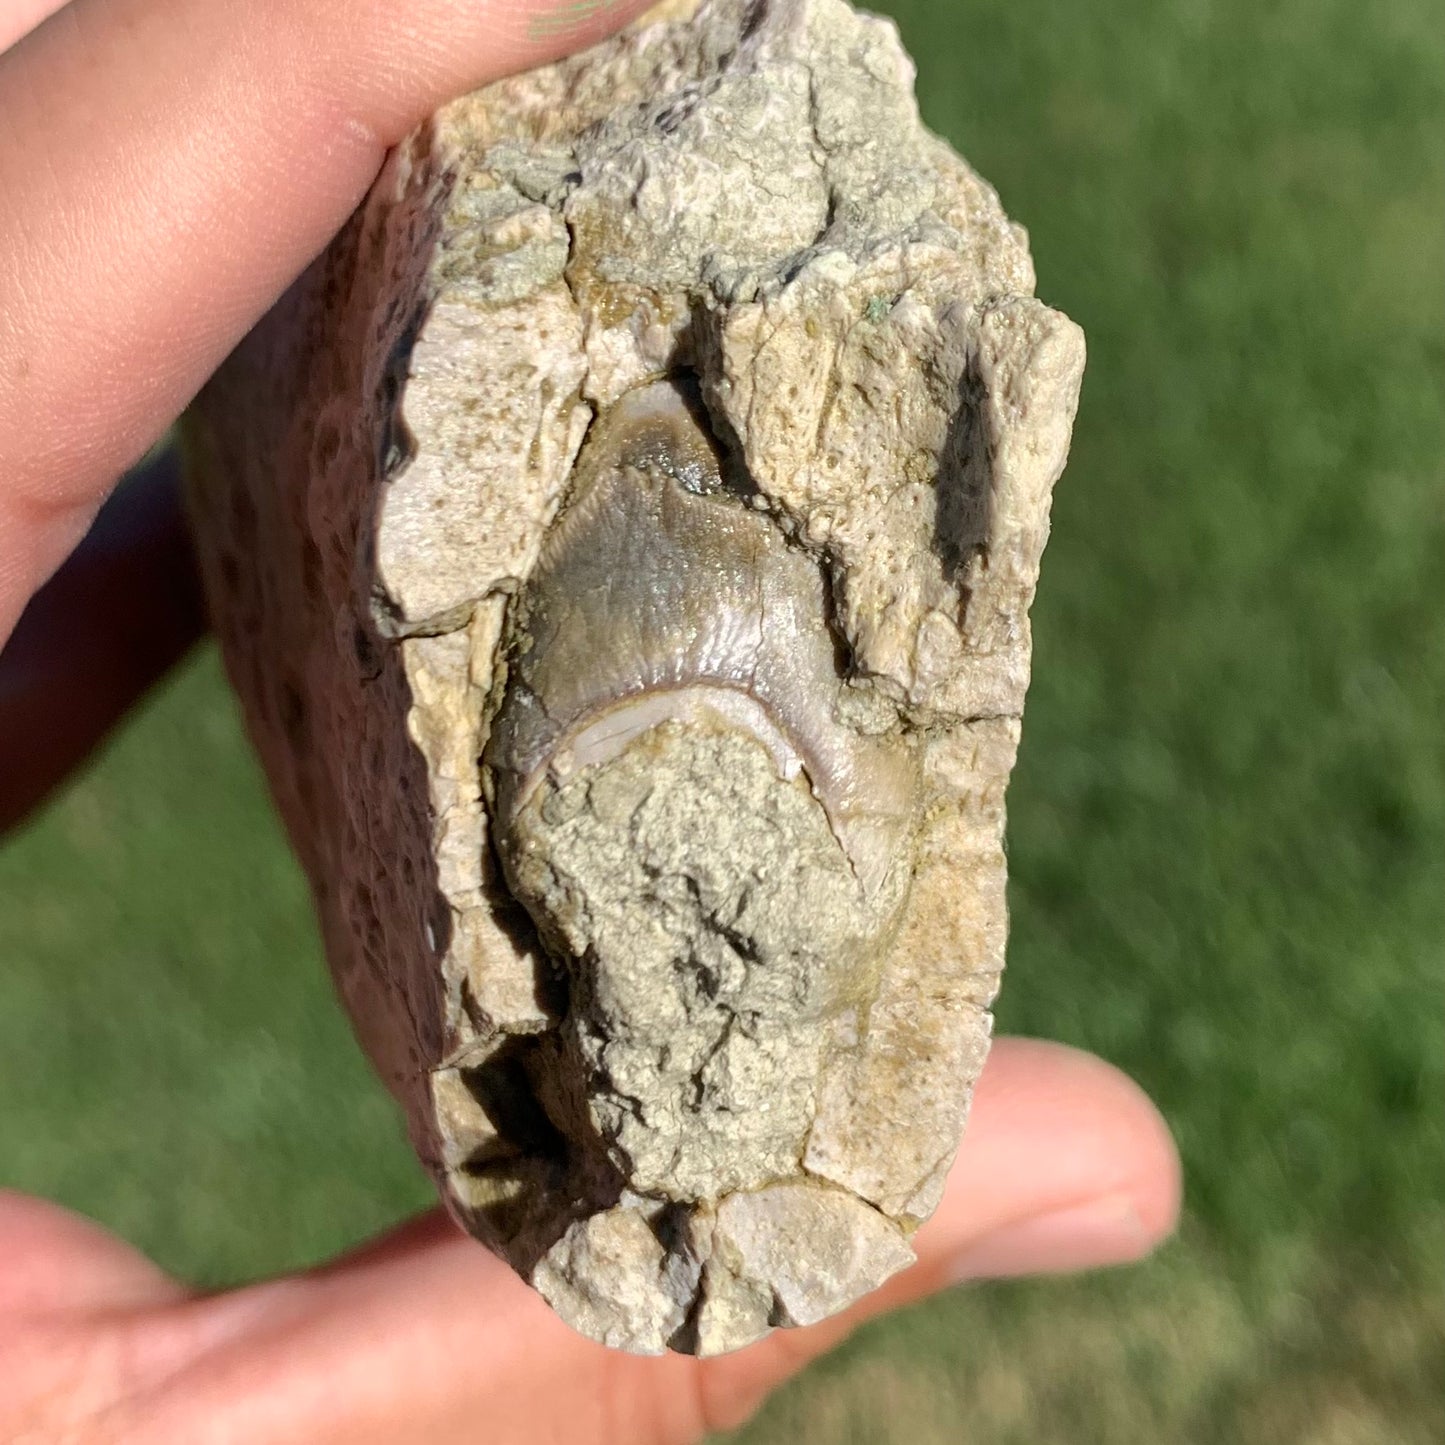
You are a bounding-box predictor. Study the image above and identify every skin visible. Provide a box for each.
[0,3,1182,1440]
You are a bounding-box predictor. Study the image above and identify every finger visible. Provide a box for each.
[688,1037,1182,1434]
[0,0,659,641]
[0,447,204,834]
[0,1190,192,1444]
[0,1190,185,1318]
[64,1038,1177,1445]
[0,0,69,54]
[903,1034,1182,1278]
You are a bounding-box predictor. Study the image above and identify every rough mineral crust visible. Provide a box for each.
[182,0,1084,1355]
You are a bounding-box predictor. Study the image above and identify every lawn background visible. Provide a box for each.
[2,0,1442,1439]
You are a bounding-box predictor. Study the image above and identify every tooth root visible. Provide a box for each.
[182,0,1083,1355]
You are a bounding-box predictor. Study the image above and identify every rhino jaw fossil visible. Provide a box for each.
[183,0,1085,1355]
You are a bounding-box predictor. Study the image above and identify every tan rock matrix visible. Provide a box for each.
[183,0,1084,1354]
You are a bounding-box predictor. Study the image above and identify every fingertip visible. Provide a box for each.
[1001,1037,1183,1249]
[950,1036,1182,1251]
[0,1191,186,1318]
[509,0,672,71]
[1113,1064,1183,1252]
[687,1040,1182,1431]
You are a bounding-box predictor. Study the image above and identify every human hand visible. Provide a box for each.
[0,4,1181,1440]
[1,1040,1178,1443]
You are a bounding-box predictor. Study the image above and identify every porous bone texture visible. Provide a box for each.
[182,0,1084,1355]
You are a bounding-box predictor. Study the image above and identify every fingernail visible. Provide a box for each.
[947,1192,1152,1283]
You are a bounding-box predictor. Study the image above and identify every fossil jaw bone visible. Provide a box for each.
[182,0,1085,1357]
[485,379,919,1211]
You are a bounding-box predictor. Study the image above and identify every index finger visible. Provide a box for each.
[0,0,654,642]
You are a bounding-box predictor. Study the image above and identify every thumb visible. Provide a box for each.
[680,1038,1182,1436]
[0,1040,1179,1445]
[0,0,661,639]
[0,1190,186,1319]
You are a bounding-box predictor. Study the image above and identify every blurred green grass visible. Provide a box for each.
[2,0,1443,1439]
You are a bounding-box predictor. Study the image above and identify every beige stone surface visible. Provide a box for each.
[183,0,1083,1354]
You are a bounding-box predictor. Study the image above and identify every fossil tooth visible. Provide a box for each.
[182,0,1085,1356]
[486,378,918,899]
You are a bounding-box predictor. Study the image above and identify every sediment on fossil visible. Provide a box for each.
[182,0,1085,1358]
